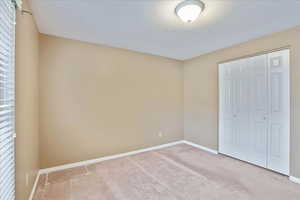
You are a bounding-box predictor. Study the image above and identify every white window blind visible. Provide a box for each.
[0,0,16,200]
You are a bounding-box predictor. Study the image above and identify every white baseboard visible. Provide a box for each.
[28,172,40,200]
[183,140,218,154]
[289,176,300,184]
[39,140,185,174]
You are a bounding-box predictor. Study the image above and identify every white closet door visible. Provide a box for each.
[232,59,249,161]
[219,49,290,175]
[267,49,290,175]
[219,59,248,160]
[219,62,235,156]
[247,55,268,168]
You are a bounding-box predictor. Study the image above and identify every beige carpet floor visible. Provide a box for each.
[33,144,300,200]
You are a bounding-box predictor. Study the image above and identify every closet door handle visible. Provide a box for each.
[263,116,268,120]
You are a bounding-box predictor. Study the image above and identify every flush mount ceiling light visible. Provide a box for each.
[175,0,205,23]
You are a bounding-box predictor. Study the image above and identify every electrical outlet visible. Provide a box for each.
[25,173,29,186]
[158,131,163,137]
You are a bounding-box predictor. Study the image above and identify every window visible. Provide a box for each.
[0,0,16,199]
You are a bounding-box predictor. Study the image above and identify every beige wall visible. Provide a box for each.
[183,26,300,177]
[39,34,183,168]
[15,0,40,199]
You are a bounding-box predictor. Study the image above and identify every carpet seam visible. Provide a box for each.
[153,151,209,182]
[126,156,183,200]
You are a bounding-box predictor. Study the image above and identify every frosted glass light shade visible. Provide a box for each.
[175,0,205,23]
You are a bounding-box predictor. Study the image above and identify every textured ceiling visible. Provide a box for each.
[29,0,300,60]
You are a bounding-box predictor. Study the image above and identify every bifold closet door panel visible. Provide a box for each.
[219,61,239,157]
[232,59,250,161]
[219,62,235,156]
[267,50,290,175]
[219,59,249,160]
[247,55,268,168]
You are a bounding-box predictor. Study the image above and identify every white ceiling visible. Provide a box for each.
[29,0,300,60]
